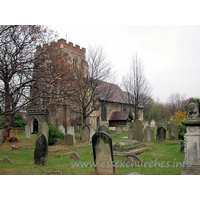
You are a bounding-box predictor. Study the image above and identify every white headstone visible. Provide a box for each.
[58,125,65,135]
[90,126,95,141]
[67,126,76,143]
[38,122,49,142]
[25,125,31,139]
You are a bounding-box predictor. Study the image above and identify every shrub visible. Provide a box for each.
[14,113,26,130]
[48,125,64,145]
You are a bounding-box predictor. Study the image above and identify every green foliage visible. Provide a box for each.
[177,122,185,140]
[14,113,26,130]
[48,125,64,145]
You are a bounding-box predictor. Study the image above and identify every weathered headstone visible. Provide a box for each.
[128,128,134,140]
[123,155,140,165]
[34,134,48,165]
[116,125,122,135]
[143,125,154,142]
[150,119,157,129]
[65,134,74,146]
[56,138,62,145]
[25,125,31,139]
[82,125,90,142]
[141,120,148,128]
[67,126,75,143]
[156,126,166,141]
[125,122,132,132]
[181,98,200,174]
[90,126,95,141]
[3,156,13,164]
[132,119,145,142]
[92,131,115,174]
[70,152,80,160]
[38,122,49,142]
[58,125,65,135]
[98,125,109,134]
[168,122,179,140]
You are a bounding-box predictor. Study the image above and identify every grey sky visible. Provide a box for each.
[50,25,200,103]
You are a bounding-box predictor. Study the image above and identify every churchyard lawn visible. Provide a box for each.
[0,130,184,175]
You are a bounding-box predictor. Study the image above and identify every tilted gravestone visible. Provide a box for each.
[132,119,145,142]
[25,125,31,139]
[98,125,109,134]
[92,131,115,174]
[58,125,65,135]
[116,125,122,135]
[143,125,154,142]
[67,126,75,143]
[65,134,73,146]
[156,126,166,141]
[90,126,95,142]
[34,134,48,165]
[123,155,140,165]
[125,122,132,132]
[168,122,179,140]
[82,125,90,142]
[38,122,49,142]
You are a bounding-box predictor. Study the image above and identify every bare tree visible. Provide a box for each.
[0,25,57,142]
[166,92,186,116]
[122,55,152,120]
[68,45,116,124]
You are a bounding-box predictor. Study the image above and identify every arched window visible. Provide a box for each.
[73,58,77,68]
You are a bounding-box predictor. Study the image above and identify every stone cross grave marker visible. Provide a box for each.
[90,126,95,142]
[143,125,154,142]
[98,125,109,134]
[65,134,74,146]
[82,125,90,142]
[67,126,75,143]
[34,134,48,165]
[168,122,179,140]
[58,124,65,135]
[92,131,115,174]
[116,125,122,135]
[25,125,31,139]
[156,126,166,141]
[38,122,49,142]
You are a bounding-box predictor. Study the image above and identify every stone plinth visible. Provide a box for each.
[181,98,200,175]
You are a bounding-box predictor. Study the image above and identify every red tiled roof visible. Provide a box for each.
[109,111,133,121]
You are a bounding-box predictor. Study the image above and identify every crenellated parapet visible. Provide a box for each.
[36,38,86,56]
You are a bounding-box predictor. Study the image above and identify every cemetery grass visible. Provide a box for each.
[0,131,184,175]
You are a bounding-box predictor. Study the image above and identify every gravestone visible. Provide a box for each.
[168,122,179,140]
[156,126,166,141]
[123,155,140,165]
[38,122,49,142]
[90,126,95,141]
[128,128,134,140]
[116,125,122,135]
[79,124,85,139]
[34,134,48,165]
[92,131,115,174]
[65,134,73,146]
[125,122,132,132]
[181,98,200,174]
[143,125,154,142]
[25,125,31,139]
[56,138,62,145]
[67,126,75,143]
[82,125,90,142]
[70,152,80,160]
[141,120,148,128]
[58,125,65,134]
[98,125,109,134]
[132,119,145,142]
[150,119,157,129]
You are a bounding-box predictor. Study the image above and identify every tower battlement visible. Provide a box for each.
[36,38,86,56]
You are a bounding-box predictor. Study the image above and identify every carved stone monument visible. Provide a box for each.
[182,98,200,174]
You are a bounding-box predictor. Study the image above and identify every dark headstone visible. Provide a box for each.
[65,134,74,146]
[156,126,166,141]
[92,131,115,174]
[82,125,90,142]
[34,134,48,165]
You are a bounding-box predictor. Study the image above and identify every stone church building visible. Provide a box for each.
[26,38,144,133]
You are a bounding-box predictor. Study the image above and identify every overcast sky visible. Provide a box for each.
[49,25,200,103]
